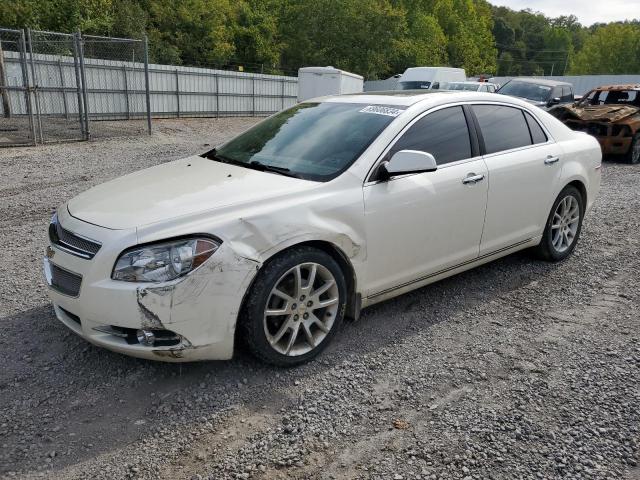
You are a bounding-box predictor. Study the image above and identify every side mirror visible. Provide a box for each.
[379,150,437,181]
[548,97,561,106]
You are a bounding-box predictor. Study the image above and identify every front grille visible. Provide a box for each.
[50,263,82,297]
[49,216,101,259]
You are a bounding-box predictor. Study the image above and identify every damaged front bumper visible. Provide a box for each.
[44,211,259,362]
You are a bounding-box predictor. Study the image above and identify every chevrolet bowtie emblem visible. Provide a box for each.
[46,246,55,259]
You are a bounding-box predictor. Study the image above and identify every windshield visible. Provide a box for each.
[446,82,480,91]
[211,102,400,182]
[498,81,552,103]
[397,81,431,90]
[579,89,640,107]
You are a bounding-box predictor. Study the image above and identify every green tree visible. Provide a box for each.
[571,22,640,74]
[278,0,406,79]
[143,0,236,65]
[389,13,448,74]
[232,0,283,73]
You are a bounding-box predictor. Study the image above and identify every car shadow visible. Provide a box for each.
[0,248,561,475]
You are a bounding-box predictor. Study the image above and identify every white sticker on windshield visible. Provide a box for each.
[359,105,403,117]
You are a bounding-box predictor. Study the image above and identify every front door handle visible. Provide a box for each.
[462,173,485,185]
[545,155,560,165]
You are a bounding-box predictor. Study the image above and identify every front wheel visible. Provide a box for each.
[240,247,347,366]
[533,185,584,262]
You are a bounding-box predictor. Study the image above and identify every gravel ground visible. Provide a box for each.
[0,118,638,480]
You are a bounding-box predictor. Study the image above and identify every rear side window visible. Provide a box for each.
[524,111,547,144]
[473,105,532,154]
[389,106,472,165]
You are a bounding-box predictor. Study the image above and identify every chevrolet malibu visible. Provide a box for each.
[45,91,601,366]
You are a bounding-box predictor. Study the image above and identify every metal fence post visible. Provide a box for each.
[143,35,151,134]
[251,77,255,116]
[72,32,86,139]
[281,79,285,111]
[18,30,37,145]
[58,58,69,119]
[122,65,130,120]
[175,68,180,118]
[215,73,219,118]
[77,31,90,139]
[26,29,44,143]
[0,40,11,118]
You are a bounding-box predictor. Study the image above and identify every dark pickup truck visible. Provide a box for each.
[497,78,574,111]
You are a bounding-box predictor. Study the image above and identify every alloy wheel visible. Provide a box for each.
[551,195,580,253]
[263,262,340,356]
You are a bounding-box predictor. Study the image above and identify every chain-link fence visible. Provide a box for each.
[0,29,152,147]
[26,30,87,143]
[80,35,151,138]
[1,27,299,147]
[0,28,36,146]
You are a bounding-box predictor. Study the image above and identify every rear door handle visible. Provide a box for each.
[462,173,485,185]
[545,155,560,165]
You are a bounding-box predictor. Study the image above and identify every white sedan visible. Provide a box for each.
[44,91,601,366]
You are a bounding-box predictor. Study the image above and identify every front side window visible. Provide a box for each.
[561,86,573,102]
[388,106,472,165]
[550,87,563,100]
[473,105,532,154]
[213,102,399,182]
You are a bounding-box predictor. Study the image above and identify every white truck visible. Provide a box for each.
[297,66,364,102]
[396,67,466,90]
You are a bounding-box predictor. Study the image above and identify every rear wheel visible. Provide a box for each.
[240,247,347,366]
[533,185,584,262]
[625,133,640,164]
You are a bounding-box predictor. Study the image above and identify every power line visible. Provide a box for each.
[495,43,570,53]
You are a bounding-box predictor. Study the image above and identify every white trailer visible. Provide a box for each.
[297,66,364,102]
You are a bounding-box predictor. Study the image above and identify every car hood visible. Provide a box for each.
[522,98,549,108]
[549,103,640,123]
[67,155,315,229]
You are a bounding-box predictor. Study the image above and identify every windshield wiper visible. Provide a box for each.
[201,149,239,165]
[202,149,300,178]
[248,160,300,178]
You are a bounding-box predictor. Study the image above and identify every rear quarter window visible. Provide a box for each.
[524,112,548,144]
[473,105,532,154]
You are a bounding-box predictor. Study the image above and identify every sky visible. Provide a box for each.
[488,0,640,26]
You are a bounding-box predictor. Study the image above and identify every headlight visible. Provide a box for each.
[112,237,220,282]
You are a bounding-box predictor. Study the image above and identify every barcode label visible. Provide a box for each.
[359,105,403,117]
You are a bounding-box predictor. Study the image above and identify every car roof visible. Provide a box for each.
[507,77,572,87]
[449,81,485,84]
[592,84,640,91]
[317,90,533,108]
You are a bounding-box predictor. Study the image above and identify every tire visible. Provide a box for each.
[533,185,584,262]
[625,133,640,164]
[240,246,347,367]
